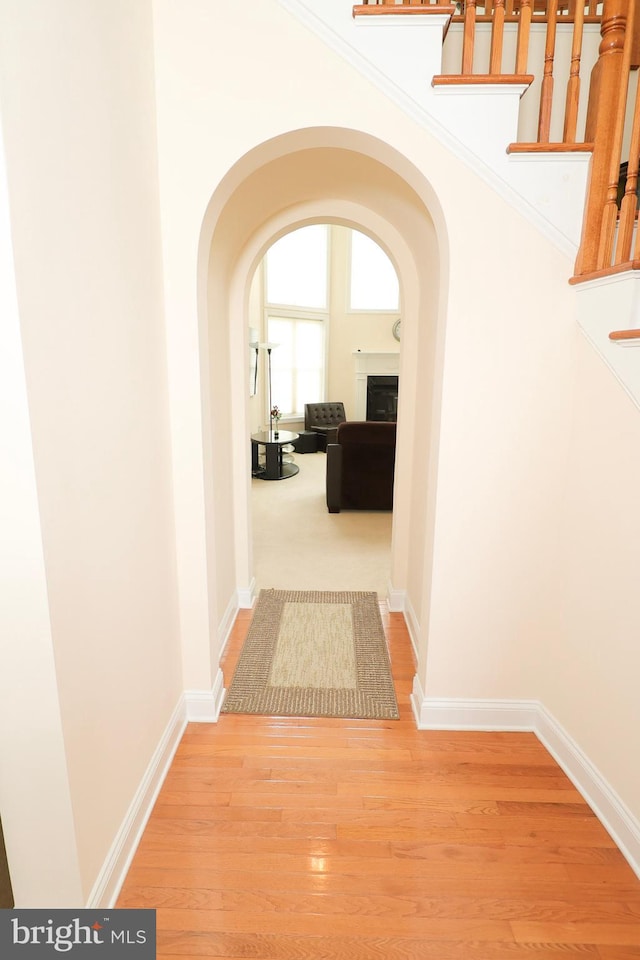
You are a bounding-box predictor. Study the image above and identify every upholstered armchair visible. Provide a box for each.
[304,402,347,451]
[326,421,396,513]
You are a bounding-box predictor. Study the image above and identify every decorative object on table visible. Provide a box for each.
[222,589,399,720]
[270,404,282,438]
[392,318,401,342]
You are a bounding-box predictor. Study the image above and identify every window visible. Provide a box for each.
[266,225,328,308]
[268,316,324,416]
[349,230,399,311]
[264,226,328,419]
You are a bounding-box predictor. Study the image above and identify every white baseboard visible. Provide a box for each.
[218,592,241,661]
[411,690,640,880]
[236,578,256,609]
[86,695,187,908]
[403,598,420,664]
[184,668,226,722]
[219,594,238,643]
[536,703,640,881]
[386,583,405,612]
[413,693,539,731]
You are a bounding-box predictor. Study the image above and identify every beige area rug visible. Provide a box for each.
[222,589,399,720]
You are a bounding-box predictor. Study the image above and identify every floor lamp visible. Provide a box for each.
[258,342,278,434]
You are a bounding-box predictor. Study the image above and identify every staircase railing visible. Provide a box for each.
[356,2,602,145]
[356,1,640,282]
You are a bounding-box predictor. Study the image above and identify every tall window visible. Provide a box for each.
[349,230,399,311]
[264,225,328,419]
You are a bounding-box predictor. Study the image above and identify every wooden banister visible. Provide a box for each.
[575,0,633,276]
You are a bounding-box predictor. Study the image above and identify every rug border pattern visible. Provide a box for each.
[222,589,399,720]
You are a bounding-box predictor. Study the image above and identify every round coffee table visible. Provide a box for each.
[251,430,300,480]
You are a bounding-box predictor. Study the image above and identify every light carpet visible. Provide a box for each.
[251,451,392,597]
[222,589,399,719]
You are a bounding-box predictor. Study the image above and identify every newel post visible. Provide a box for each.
[575,0,631,276]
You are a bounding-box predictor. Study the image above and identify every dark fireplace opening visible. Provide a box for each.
[366,375,398,422]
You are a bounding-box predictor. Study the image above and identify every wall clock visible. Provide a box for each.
[392,319,401,342]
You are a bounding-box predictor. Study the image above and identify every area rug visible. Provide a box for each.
[222,589,399,720]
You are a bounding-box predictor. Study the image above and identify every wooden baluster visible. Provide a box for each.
[576,0,631,275]
[619,89,640,262]
[490,0,506,73]
[601,3,635,267]
[538,0,558,141]
[462,0,478,73]
[563,0,585,141]
[619,28,640,259]
[515,0,533,74]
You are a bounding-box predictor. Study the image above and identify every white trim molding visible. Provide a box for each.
[237,579,257,609]
[410,691,640,880]
[536,704,640,883]
[86,696,187,908]
[184,668,226,722]
[386,583,405,613]
[403,598,420,664]
[353,351,400,419]
[412,693,539,731]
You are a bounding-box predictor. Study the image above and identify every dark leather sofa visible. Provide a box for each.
[304,402,346,451]
[326,421,396,513]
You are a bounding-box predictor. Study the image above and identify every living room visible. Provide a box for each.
[248,222,401,597]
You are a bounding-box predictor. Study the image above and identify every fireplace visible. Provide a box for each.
[366,375,398,421]
[353,351,400,419]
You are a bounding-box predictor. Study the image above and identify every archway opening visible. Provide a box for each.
[197,130,448,684]
[249,222,402,596]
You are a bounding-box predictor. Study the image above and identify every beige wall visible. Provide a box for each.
[546,331,640,815]
[0,0,182,901]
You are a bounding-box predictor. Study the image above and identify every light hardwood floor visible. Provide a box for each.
[118,606,640,959]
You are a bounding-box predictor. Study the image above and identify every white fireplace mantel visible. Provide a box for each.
[353,351,400,419]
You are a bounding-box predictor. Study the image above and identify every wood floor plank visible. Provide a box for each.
[156,931,602,960]
[512,920,640,945]
[116,605,640,959]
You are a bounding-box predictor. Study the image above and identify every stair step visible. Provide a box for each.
[433,74,534,87]
[507,142,594,154]
[353,4,456,18]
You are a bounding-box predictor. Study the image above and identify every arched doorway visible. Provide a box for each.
[195,128,448,692]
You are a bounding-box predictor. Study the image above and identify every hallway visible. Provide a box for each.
[117,608,640,958]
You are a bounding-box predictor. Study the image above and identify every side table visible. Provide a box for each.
[251,430,300,480]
